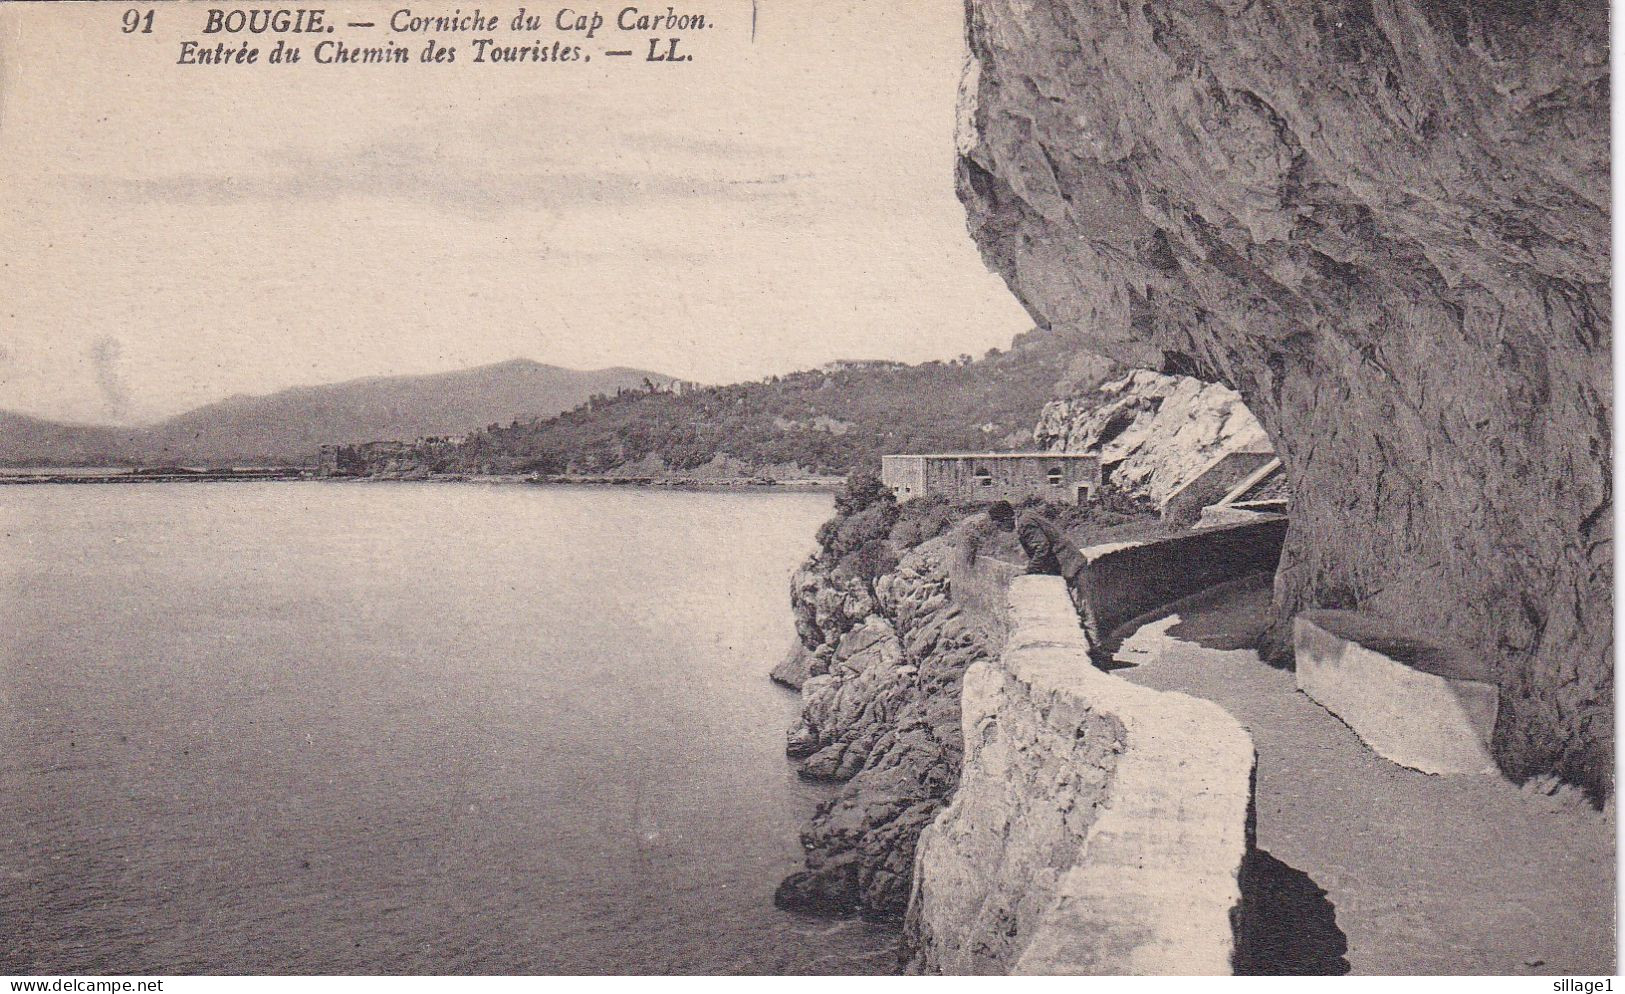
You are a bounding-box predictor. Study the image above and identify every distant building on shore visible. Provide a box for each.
[880,453,1102,504]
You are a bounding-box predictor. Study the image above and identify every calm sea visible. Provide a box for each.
[0,484,896,975]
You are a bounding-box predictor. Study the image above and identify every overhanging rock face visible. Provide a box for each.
[957,0,1611,798]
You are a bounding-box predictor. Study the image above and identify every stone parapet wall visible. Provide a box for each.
[1159,450,1279,525]
[1075,517,1288,648]
[1295,612,1499,776]
[947,553,1025,641]
[906,576,1255,974]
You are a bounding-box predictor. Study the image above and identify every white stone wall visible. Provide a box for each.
[1295,614,1499,776]
[907,576,1256,974]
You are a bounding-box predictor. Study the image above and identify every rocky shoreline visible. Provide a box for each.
[769,479,1169,940]
[773,525,1002,921]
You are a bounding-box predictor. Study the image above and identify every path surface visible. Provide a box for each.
[1113,580,1614,976]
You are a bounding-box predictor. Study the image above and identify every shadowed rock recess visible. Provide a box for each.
[958,0,1611,798]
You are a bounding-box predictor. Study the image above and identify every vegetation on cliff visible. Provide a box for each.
[328,329,1113,478]
[773,475,1167,921]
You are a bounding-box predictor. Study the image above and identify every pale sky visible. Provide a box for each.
[0,1,1032,425]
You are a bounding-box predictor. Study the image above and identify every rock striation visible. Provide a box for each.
[1034,369,1271,508]
[958,0,1611,798]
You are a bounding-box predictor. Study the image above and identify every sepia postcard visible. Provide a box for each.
[0,0,1614,982]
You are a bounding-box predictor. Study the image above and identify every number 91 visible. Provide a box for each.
[122,8,155,33]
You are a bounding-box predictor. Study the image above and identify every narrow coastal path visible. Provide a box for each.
[1112,580,1614,976]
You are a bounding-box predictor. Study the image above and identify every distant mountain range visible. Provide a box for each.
[0,359,677,467]
[330,328,1122,479]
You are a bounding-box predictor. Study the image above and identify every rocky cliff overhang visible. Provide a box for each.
[957,0,1610,798]
[1035,368,1272,507]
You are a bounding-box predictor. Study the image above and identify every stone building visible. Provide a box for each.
[880,453,1102,503]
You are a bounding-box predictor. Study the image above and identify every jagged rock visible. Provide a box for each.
[776,531,1000,918]
[1034,370,1271,506]
[958,0,1611,799]
[791,565,876,650]
[770,639,819,690]
[775,859,860,915]
[786,616,908,779]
